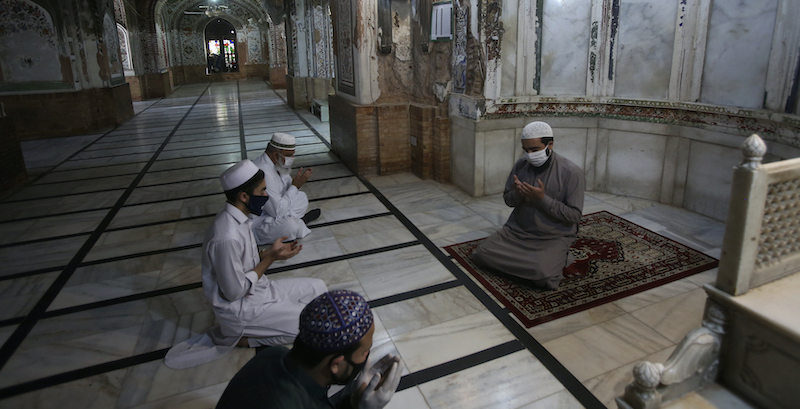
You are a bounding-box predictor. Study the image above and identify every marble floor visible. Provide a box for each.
[0,80,756,409]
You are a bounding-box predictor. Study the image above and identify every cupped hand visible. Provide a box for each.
[268,237,302,260]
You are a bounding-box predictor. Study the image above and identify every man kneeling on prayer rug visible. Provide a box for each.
[471,121,585,290]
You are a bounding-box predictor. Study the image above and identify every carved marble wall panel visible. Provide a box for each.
[613,0,677,99]
[117,24,132,70]
[701,0,778,109]
[104,13,123,79]
[336,0,355,94]
[540,0,592,96]
[0,0,63,83]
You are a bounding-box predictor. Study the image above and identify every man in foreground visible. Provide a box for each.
[251,132,321,244]
[216,290,403,409]
[471,121,585,290]
[164,160,327,369]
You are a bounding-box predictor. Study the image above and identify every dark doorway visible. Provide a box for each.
[205,18,238,73]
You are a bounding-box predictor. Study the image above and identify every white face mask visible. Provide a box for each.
[276,153,294,170]
[525,148,550,167]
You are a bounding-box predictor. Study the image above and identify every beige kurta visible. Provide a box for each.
[471,153,585,290]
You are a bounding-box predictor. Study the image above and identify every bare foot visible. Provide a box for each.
[237,337,249,347]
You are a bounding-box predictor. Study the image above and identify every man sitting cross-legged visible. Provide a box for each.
[164,160,327,369]
[251,132,322,245]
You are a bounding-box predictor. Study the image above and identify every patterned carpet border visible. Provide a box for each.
[444,211,719,328]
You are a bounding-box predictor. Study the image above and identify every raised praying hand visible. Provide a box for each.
[265,236,302,261]
[513,175,546,201]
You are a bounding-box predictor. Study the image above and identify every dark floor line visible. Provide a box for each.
[0,84,212,372]
[0,207,114,225]
[269,82,334,152]
[0,231,96,249]
[308,191,370,203]
[0,97,164,202]
[368,280,463,309]
[0,242,449,329]
[0,176,361,240]
[307,212,392,229]
[0,266,63,282]
[79,138,323,158]
[0,348,170,400]
[357,175,606,408]
[396,340,525,392]
[43,148,330,174]
[264,241,420,275]
[0,201,376,250]
[0,283,204,328]
[0,207,394,282]
[237,81,247,160]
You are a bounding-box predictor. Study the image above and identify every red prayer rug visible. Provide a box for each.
[444,211,719,327]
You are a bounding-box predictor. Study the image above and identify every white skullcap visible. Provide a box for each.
[269,132,296,151]
[521,121,553,140]
[220,160,260,191]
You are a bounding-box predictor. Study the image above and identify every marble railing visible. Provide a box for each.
[616,134,800,409]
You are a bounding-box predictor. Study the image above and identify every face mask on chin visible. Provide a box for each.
[332,351,369,386]
[525,147,550,167]
[245,194,269,216]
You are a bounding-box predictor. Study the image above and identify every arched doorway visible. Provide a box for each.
[205,18,238,73]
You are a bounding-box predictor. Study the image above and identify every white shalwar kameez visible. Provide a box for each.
[251,153,312,244]
[164,203,326,369]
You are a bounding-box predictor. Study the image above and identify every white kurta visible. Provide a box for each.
[251,153,312,244]
[164,203,326,369]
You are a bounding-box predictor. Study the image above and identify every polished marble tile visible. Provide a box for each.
[526,302,628,344]
[8,174,136,201]
[148,154,240,173]
[0,322,144,387]
[347,245,455,300]
[39,162,146,183]
[83,223,178,262]
[632,203,719,238]
[662,382,757,409]
[330,216,417,254]
[267,260,362,295]
[0,368,128,409]
[583,345,675,408]
[0,237,84,276]
[520,389,585,409]
[0,209,105,244]
[384,386,431,409]
[73,145,160,160]
[629,287,707,343]
[0,272,58,320]
[392,310,516,372]
[126,381,227,409]
[417,350,565,409]
[116,348,254,407]
[126,179,220,205]
[374,286,484,337]
[543,314,673,381]
[0,190,122,222]
[21,134,105,170]
[612,278,700,313]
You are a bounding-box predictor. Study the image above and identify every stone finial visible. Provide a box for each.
[633,361,664,389]
[740,134,766,170]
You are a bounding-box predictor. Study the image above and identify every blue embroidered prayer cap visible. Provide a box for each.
[298,290,374,352]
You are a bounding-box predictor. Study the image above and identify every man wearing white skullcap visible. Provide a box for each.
[164,160,327,369]
[471,121,585,290]
[251,132,322,245]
